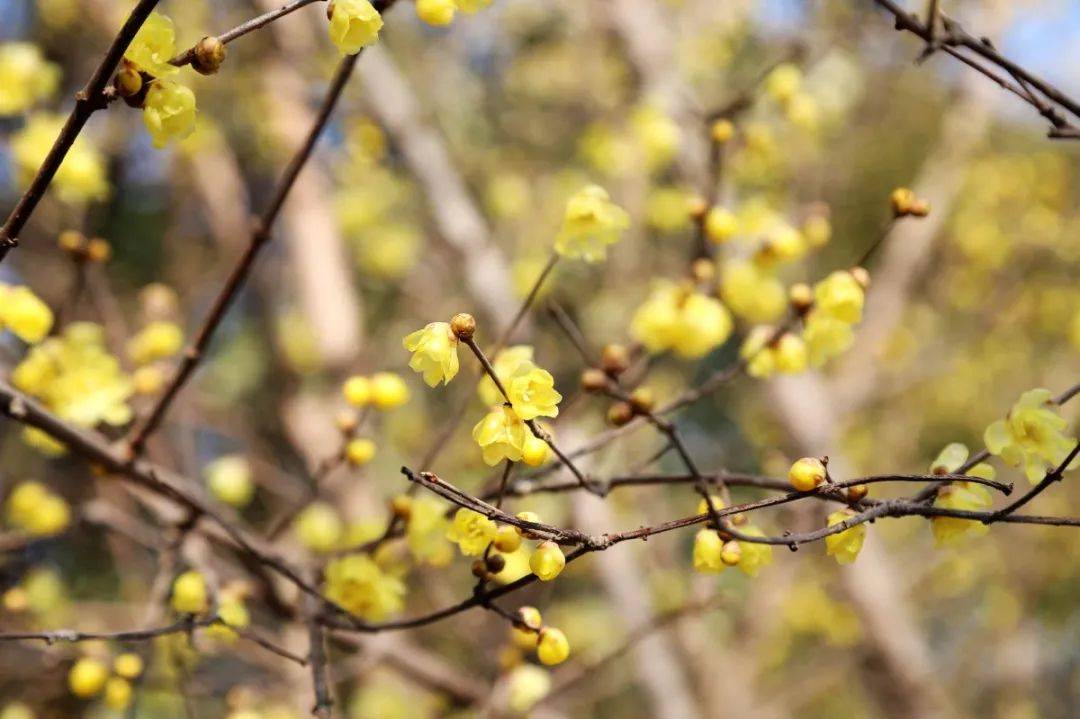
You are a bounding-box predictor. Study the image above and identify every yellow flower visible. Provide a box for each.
[126,320,183,365]
[406,497,453,567]
[0,284,53,344]
[704,206,738,244]
[68,657,109,698]
[765,63,801,102]
[813,271,865,324]
[505,362,561,420]
[112,653,143,680]
[472,405,528,465]
[170,571,208,615]
[631,281,733,359]
[825,508,866,564]
[345,438,377,466]
[11,113,109,202]
[736,526,773,577]
[416,0,455,25]
[103,677,132,710]
[403,322,459,387]
[931,464,994,546]
[692,529,724,573]
[506,665,551,713]
[328,0,383,54]
[755,223,807,268]
[530,541,565,581]
[478,345,534,406]
[12,322,133,435]
[294,502,344,552]
[984,389,1078,483]
[5,480,70,536]
[143,80,197,148]
[0,42,60,115]
[124,12,178,77]
[324,554,405,621]
[370,371,410,409]
[802,310,854,368]
[788,457,826,492]
[630,104,680,171]
[204,455,255,508]
[720,259,786,323]
[802,214,831,247]
[554,185,630,262]
[446,508,497,556]
[536,627,570,665]
[342,375,372,406]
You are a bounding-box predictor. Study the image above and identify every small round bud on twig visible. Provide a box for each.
[687,196,708,219]
[909,199,931,217]
[114,65,143,99]
[581,368,610,392]
[850,266,871,290]
[710,118,735,144]
[390,494,412,520]
[600,344,630,376]
[720,540,742,566]
[846,484,868,501]
[86,238,112,263]
[629,387,655,414]
[471,560,488,579]
[484,553,506,574]
[192,36,227,75]
[58,229,87,255]
[691,257,715,283]
[890,187,916,217]
[789,282,813,314]
[730,512,748,526]
[450,313,476,341]
[607,401,635,427]
[334,410,359,434]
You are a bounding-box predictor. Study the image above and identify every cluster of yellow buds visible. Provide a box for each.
[341,371,410,410]
[120,13,198,148]
[889,187,931,218]
[58,230,111,264]
[4,480,70,537]
[507,606,570,666]
[691,496,774,577]
[68,651,143,709]
[800,268,869,367]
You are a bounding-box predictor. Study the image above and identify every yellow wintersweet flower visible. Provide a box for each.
[68,657,109,698]
[755,223,807,267]
[370,371,409,409]
[704,206,738,244]
[631,281,733,359]
[324,554,405,621]
[0,42,60,115]
[170,571,208,615]
[126,320,183,365]
[416,0,455,25]
[479,345,534,406]
[554,185,630,263]
[505,362,561,420]
[12,322,133,434]
[765,63,801,103]
[741,328,807,378]
[735,526,773,577]
[802,310,854,368]
[446,508,497,556]
[536,627,570,665]
[402,322,459,387]
[692,529,724,573]
[5,481,70,536]
[984,389,1077,483]
[472,405,527,465]
[103,677,132,711]
[294,502,344,552]
[931,464,994,546]
[813,271,865,323]
[0,284,53,344]
[124,12,178,77]
[11,113,109,202]
[406,497,453,567]
[506,665,551,714]
[143,80,197,148]
[328,0,383,55]
[824,508,866,564]
[719,259,786,323]
[630,104,680,171]
[530,541,566,581]
[204,455,255,508]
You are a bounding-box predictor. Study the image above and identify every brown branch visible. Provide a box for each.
[984,440,1080,522]
[0,0,162,261]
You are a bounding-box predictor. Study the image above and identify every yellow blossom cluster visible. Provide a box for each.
[0,42,59,115]
[928,443,996,546]
[554,185,631,263]
[5,481,70,537]
[11,113,109,202]
[67,650,145,710]
[691,498,774,577]
[324,554,406,621]
[631,280,734,359]
[984,389,1077,483]
[0,283,53,344]
[123,13,197,148]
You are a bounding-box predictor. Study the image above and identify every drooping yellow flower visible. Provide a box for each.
[170,571,208,615]
[126,320,183,365]
[813,271,865,324]
[825,508,866,564]
[124,12,178,77]
[403,322,459,387]
[324,554,405,621]
[735,526,773,577]
[143,80,197,148]
[406,497,453,567]
[719,259,786,323]
[0,284,53,344]
[68,657,109,698]
[472,405,528,465]
[984,389,1078,483]
[204,455,255,508]
[692,529,725,573]
[536,627,570,665]
[328,0,383,54]
[530,541,566,581]
[12,323,133,436]
[446,508,497,556]
[0,42,60,115]
[554,185,630,262]
[416,0,456,25]
[631,281,733,359]
[369,371,409,409]
[802,310,855,368]
[704,206,738,244]
[741,327,807,378]
[11,113,109,202]
[505,362,561,420]
[479,345,534,405]
[931,464,995,546]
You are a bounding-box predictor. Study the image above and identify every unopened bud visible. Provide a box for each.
[114,65,143,98]
[691,257,715,283]
[450,313,476,341]
[846,484,868,501]
[687,196,708,219]
[850,266,870,290]
[600,344,630,376]
[484,553,506,574]
[86,238,111,263]
[629,387,654,414]
[335,410,359,434]
[471,560,488,579]
[909,199,930,217]
[581,368,609,392]
[789,282,813,314]
[390,494,412,519]
[607,401,634,427]
[720,539,742,566]
[710,118,735,144]
[58,229,86,254]
[192,36,227,75]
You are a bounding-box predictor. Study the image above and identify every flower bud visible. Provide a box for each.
[600,344,630,376]
[720,539,742,566]
[788,457,826,492]
[691,257,715,283]
[530,541,565,581]
[850,266,870,290]
[192,36,226,75]
[485,553,506,574]
[493,524,522,552]
[607,401,634,427]
[789,282,813,313]
[390,494,412,519]
[846,484,868,501]
[471,559,488,579]
[629,387,655,414]
[686,196,708,219]
[342,375,371,407]
[517,606,543,631]
[537,627,570,665]
[711,118,735,144]
[86,237,112,263]
[345,438,376,466]
[450,312,476,341]
[514,511,541,538]
[335,409,359,433]
[890,187,916,217]
[114,65,143,99]
[58,229,86,254]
